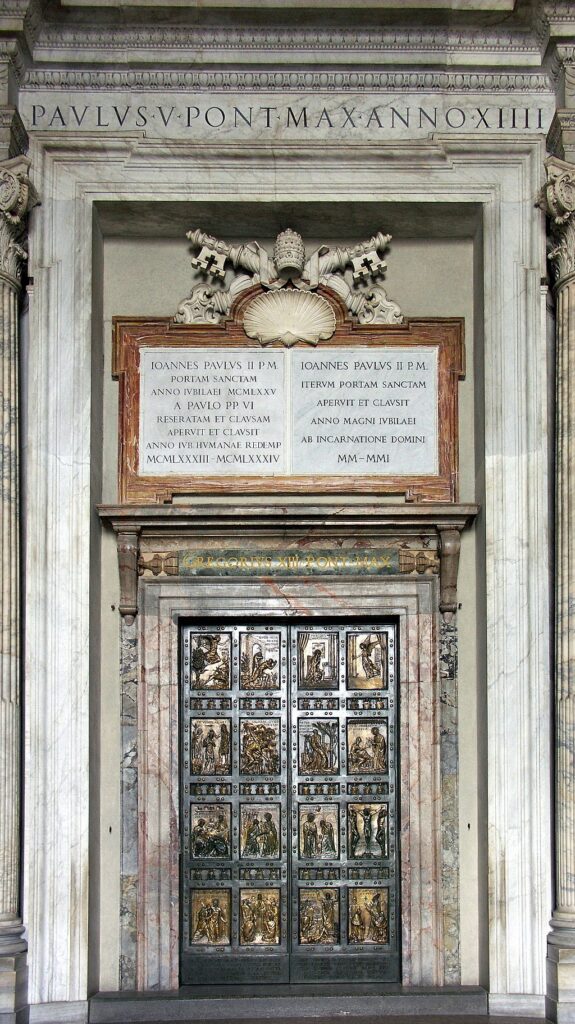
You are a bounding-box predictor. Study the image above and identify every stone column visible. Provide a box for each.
[541,156,575,1024]
[0,156,37,1024]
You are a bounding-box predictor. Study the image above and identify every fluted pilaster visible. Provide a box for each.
[0,156,37,1023]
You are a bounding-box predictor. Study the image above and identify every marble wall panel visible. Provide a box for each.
[440,618,460,983]
[120,620,138,988]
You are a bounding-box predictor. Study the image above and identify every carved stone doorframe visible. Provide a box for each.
[131,572,449,990]
[23,135,551,1019]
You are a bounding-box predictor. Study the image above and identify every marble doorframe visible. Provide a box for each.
[22,135,551,1019]
[134,574,442,990]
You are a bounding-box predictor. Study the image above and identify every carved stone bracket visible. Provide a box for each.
[437,526,462,623]
[0,154,38,287]
[117,529,141,624]
[175,227,402,343]
[538,156,575,284]
[100,504,476,622]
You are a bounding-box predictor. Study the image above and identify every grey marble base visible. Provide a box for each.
[90,986,487,1022]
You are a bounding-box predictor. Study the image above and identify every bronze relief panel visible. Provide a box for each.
[298,720,339,775]
[240,719,281,775]
[298,804,339,860]
[191,889,232,946]
[298,888,340,945]
[190,632,232,690]
[240,889,281,945]
[347,720,388,774]
[190,718,232,776]
[240,803,281,859]
[240,631,281,690]
[348,888,389,945]
[347,632,388,690]
[190,803,232,859]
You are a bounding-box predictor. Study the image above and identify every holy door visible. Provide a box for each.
[181,621,399,984]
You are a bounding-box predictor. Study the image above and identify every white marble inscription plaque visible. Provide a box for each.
[139,345,438,477]
[139,348,286,475]
[292,347,438,476]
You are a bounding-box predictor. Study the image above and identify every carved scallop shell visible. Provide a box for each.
[242,289,337,346]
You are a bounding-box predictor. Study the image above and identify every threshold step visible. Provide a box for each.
[90,985,488,1022]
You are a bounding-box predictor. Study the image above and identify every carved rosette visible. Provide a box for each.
[0,158,38,286]
[540,157,575,284]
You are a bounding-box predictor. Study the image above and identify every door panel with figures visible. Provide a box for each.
[181,621,398,984]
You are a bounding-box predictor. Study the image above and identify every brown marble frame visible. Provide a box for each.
[113,292,464,503]
[133,573,454,989]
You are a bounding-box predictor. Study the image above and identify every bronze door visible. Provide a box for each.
[180,621,398,985]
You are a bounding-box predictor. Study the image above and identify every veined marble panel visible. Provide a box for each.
[440,618,460,984]
[131,574,448,988]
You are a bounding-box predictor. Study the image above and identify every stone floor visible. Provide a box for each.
[103,1018,551,1024]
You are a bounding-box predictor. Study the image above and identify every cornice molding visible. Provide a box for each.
[0,40,30,86]
[542,2,575,36]
[34,23,541,56]
[0,107,28,157]
[23,68,554,93]
[0,0,44,56]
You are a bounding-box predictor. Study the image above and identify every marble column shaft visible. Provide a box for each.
[541,156,575,1022]
[555,277,575,932]
[541,158,575,940]
[0,157,36,1019]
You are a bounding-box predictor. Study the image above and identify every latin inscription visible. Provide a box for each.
[139,346,438,477]
[21,94,553,141]
[139,348,286,475]
[292,348,437,475]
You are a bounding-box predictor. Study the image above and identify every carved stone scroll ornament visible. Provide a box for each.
[538,157,575,282]
[175,227,403,344]
[0,158,38,283]
[437,527,461,623]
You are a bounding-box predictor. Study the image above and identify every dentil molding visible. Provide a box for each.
[33,24,542,59]
[22,69,554,93]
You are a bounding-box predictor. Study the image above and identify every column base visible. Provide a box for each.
[0,952,28,1024]
[547,939,575,1023]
